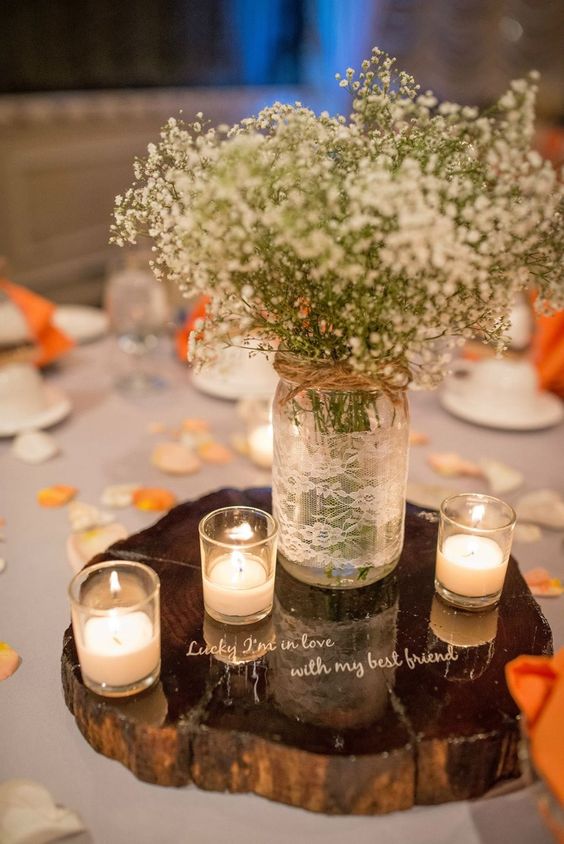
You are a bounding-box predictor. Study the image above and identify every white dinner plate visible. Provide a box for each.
[191,345,279,401]
[191,368,278,400]
[53,305,109,344]
[440,388,563,431]
[0,385,72,437]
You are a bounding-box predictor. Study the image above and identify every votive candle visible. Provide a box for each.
[69,560,160,697]
[199,507,278,625]
[435,494,516,611]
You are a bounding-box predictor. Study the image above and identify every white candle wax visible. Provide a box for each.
[203,551,274,618]
[73,610,160,687]
[248,424,273,468]
[436,533,506,597]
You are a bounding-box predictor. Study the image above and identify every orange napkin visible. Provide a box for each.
[0,278,74,367]
[506,649,564,805]
[175,295,209,362]
[534,311,564,398]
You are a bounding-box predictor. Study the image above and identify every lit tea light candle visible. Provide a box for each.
[248,423,273,469]
[69,560,161,697]
[435,493,516,611]
[78,610,160,689]
[203,551,274,621]
[199,506,278,625]
[436,534,505,598]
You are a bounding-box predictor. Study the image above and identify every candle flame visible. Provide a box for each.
[229,522,253,541]
[109,570,121,597]
[471,504,485,527]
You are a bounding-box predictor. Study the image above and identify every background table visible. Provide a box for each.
[1,336,562,844]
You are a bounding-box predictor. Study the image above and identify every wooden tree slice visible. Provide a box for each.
[61,488,552,814]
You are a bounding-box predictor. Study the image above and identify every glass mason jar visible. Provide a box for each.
[272,377,409,589]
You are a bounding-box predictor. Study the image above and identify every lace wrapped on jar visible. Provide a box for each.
[272,353,410,589]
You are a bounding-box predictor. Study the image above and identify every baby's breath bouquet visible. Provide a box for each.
[113,47,563,390]
[113,48,563,588]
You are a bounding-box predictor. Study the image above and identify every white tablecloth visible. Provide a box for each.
[1,338,562,844]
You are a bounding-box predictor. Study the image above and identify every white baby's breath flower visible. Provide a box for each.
[112,48,563,387]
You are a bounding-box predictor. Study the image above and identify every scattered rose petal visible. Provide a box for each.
[180,429,212,449]
[37,485,77,508]
[197,441,233,464]
[409,430,429,446]
[407,482,459,511]
[428,452,483,478]
[525,567,552,587]
[531,580,564,597]
[12,430,59,464]
[132,487,177,512]
[514,523,542,543]
[182,417,209,433]
[516,489,564,530]
[67,500,114,532]
[179,418,212,448]
[0,778,85,844]
[0,642,21,680]
[100,483,141,509]
[230,433,250,457]
[524,568,563,597]
[148,421,167,434]
[151,442,201,475]
[66,523,129,572]
[480,459,523,495]
[0,558,5,573]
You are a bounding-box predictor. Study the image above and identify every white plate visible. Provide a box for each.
[0,385,72,437]
[440,388,563,431]
[53,305,109,344]
[191,346,279,401]
[191,368,278,400]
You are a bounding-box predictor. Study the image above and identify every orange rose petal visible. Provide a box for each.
[0,642,21,680]
[37,485,77,508]
[525,568,564,597]
[525,568,552,587]
[132,487,177,512]
[409,431,429,446]
[197,441,233,464]
[530,579,563,598]
[182,418,209,433]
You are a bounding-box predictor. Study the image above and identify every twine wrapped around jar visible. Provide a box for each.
[273,351,411,402]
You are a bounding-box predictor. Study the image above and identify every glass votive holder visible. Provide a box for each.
[435,493,516,611]
[69,560,161,698]
[199,506,278,625]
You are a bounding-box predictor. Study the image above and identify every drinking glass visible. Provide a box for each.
[104,253,169,393]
